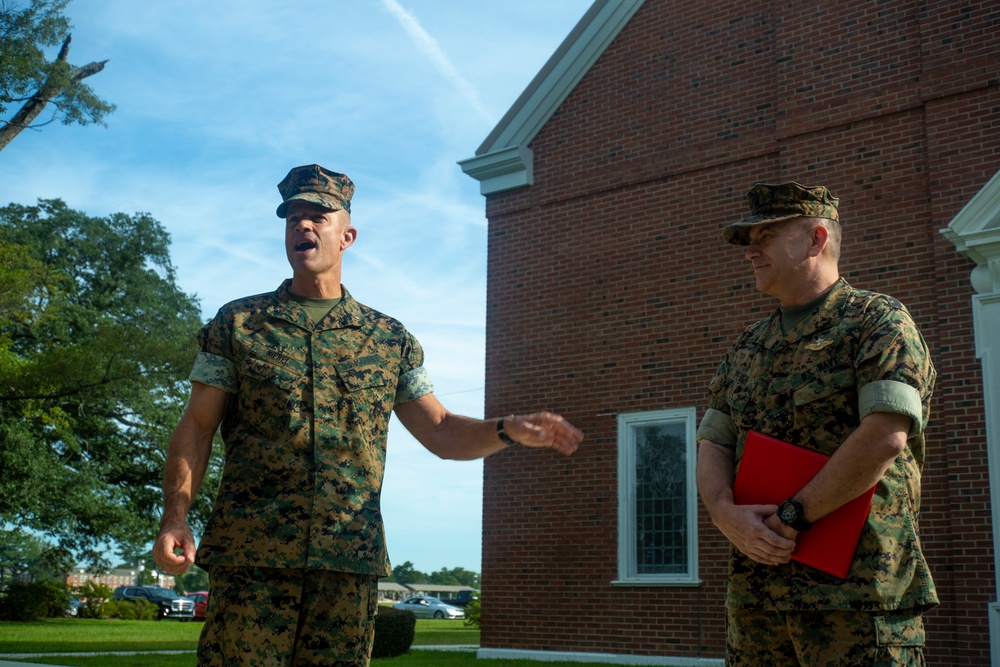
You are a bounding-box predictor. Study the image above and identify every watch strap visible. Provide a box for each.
[496,417,518,446]
[778,498,813,531]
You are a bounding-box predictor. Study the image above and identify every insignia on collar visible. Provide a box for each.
[804,337,833,351]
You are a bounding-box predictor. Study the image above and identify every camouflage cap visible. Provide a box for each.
[275,164,355,218]
[723,181,839,245]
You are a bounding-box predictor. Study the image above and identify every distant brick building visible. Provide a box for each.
[66,567,175,591]
[461,0,1000,664]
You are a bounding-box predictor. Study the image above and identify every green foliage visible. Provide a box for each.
[73,581,111,619]
[387,562,480,587]
[0,528,52,585]
[104,598,156,621]
[372,606,416,659]
[428,566,479,588]
[463,596,481,628]
[0,580,70,621]
[0,199,219,565]
[0,0,114,127]
[387,560,426,585]
[174,563,209,594]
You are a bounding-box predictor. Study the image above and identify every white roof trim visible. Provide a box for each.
[458,0,646,195]
[941,167,1000,294]
[458,145,534,196]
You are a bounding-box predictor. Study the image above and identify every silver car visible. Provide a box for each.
[393,596,465,619]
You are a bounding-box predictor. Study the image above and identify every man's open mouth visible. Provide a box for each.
[294,240,317,252]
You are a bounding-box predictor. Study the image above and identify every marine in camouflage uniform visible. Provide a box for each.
[696,182,936,666]
[191,281,431,575]
[152,164,584,667]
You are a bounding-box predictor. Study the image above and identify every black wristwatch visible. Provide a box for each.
[496,417,519,446]
[777,498,812,531]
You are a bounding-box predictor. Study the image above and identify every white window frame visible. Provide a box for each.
[614,407,699,586]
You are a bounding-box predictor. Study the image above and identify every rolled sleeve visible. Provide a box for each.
[396,366,434,404]
[189,351,237,394]
[697,407,738,449]
[859,379,925,434]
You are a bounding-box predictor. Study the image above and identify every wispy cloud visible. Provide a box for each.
[379,0,494,123]
[1,0,590,575]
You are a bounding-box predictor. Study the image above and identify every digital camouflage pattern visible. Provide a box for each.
[727,608,926,666]
[191,280,431,577]
[704,279,938,612]
[275,164,356,218]
[197,566,378,667]
[724,182,840,245]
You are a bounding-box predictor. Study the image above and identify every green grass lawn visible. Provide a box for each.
[0,618,619,666]
[0,618,476,654]
[13,651,615,667]
[412,618,478,645]
[0,619,204,653]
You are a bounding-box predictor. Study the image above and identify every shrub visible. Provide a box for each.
[0,581,70,621]
[74,581,113,619]
[464,596,481,628]
[106,598,157,621]
[371,606,415,658]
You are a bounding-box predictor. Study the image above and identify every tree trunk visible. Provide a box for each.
[0,34,108,153]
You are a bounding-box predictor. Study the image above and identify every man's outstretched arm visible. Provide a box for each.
[394,393,582,460]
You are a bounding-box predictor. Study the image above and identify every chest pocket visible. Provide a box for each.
[237,351,308,438]
[332,359,399,443]
[722,337,774,431]
[790,347,859,453]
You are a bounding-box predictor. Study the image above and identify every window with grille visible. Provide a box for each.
[615,408,699,586]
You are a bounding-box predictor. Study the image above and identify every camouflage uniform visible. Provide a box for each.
[700,278,937,663]
[190,279,432,665]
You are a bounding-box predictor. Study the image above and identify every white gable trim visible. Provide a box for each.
[458,0,646,195]
[940,168,1000,294]
[940,168,1000,667]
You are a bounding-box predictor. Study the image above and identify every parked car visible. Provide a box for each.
[440,589,479,608]
[185,590,210,621]
[112,585,195,620]
[393,596,464,619]
[66,596,82,617]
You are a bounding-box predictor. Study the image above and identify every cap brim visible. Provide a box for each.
[276,193,347,218]
[722,213,807,245]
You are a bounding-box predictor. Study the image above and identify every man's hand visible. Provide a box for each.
[713,503,797,566]
[153,522,197,575]
[503,411,583,455]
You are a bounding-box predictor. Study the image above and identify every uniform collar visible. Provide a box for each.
[268,279,366,331]
[759,278,851,349]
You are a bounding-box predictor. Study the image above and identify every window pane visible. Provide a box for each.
[634,422,687,574]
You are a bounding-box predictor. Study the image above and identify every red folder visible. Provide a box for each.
[732,430,875,579]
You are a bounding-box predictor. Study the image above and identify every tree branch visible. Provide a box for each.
[0,34,109,152]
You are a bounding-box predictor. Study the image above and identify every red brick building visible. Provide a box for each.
[461,1,1000,664]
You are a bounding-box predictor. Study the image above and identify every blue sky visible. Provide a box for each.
[1,0,593,575]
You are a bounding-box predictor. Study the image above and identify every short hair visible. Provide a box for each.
[821,217,842,263]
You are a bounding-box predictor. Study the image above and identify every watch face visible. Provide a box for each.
[778,502,797,522]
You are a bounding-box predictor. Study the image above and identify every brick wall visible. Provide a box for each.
[481,0,997,663]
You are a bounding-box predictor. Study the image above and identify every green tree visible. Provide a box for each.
[0,528,75,585]
[174,563,210,593]
[0,199,218,567]
[0,527,47,585]
[387,561,426,586]
[428,566,479,588]
[0,0,114,151]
